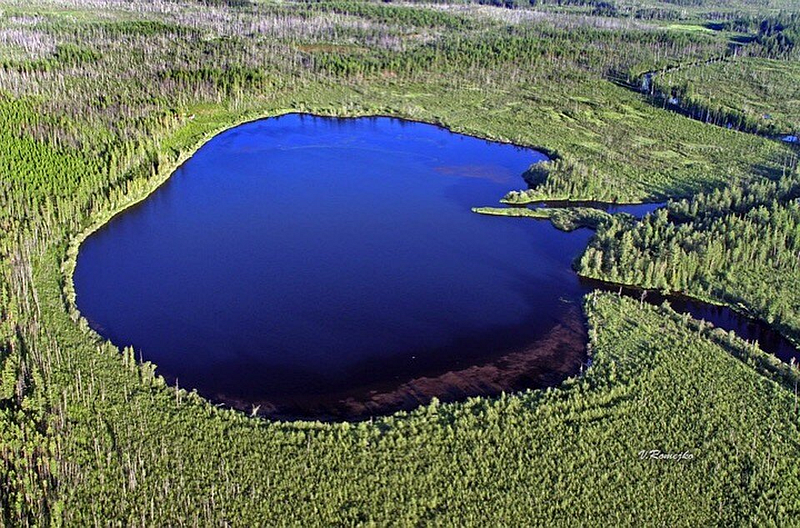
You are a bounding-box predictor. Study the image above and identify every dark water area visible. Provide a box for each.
[74,113,798,421]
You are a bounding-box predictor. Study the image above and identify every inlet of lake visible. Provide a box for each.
[74,113,798,421]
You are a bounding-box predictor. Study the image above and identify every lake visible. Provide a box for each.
[74,113,796,420]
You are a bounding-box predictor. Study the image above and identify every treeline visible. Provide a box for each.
[579,165,800,342]
[310,19,728,84]
[756,14,800,57]
[716,12,800,57]
[669,166,800,221]
[502,155,635,203]
[2,44,102,74]
[390,0,784,21]
[648,78,779,134]
[648,56,800,136]
[641,12,800,135]
[304,0,480,30]
[440,0,620,14]
[160,66,270,97]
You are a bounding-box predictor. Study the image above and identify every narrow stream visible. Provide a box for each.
[580,277,798,364]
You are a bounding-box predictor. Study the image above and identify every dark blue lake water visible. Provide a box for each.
[74,114,797,420]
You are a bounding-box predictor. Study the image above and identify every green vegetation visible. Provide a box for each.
[639,12,800,135]
[11,264,800,524]
[652,57,800,135]
[472,205,614,230]
[1,0,800,524]
[579,166,800,345]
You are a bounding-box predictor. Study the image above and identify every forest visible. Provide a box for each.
[1,0,800,524]
[650,56,800,135]
[579,164,800,344]
[635,12,800,134]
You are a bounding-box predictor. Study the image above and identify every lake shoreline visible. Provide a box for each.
[67,111,566,422]
[64,111,798,424]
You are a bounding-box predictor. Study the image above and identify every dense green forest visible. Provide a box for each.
[2,0,800,524]
[579,165,800,344]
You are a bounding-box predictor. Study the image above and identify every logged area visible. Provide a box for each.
[1,0,800,525]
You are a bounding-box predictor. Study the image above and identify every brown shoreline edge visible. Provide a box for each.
[213,306,588,422]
